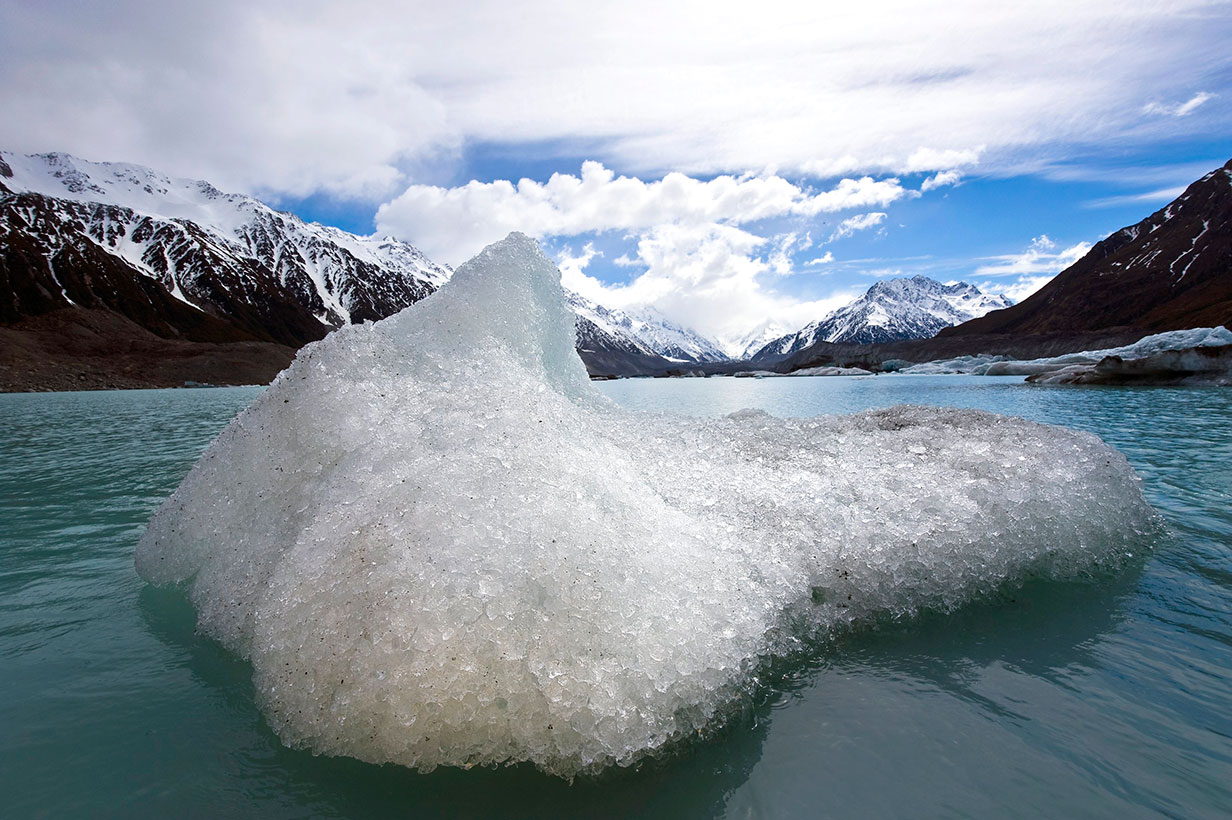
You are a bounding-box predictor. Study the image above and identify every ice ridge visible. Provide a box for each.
[136,232,1158,778]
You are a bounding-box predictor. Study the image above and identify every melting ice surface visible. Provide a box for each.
[136,233,1158,778]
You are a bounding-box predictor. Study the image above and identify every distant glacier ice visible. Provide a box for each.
[136,233,1159,778]
[900,326,1232,375]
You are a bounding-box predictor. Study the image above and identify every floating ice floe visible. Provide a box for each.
[136,233,1159,778]
[734,365,873,377]
[789,365,875,377]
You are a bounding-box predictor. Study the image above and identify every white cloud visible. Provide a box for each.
[1143,91,1215,117]
[805,251,835,267]
[376,162,909,264]
[828,212,887,243]
[988,275,1056,303]
[0,1,1227,198]
[904,148,981,173]
[766,232,813,275]
[975,235,1091,277]
[921,170,963,191]
[1083,185,1188,208]
[557,242,605,302]
[552,224,862,347]
[373,163,913,342]
[974,235,1091,303]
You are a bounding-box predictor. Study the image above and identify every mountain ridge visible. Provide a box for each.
[1,151,449,347]
[942,158,1232,337]
[749,275,1010,362]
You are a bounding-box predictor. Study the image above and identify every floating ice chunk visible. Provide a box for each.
[898,354,1011,375]
[789,365,874,376]
[136,232,1158,778]
[734,365,873,377]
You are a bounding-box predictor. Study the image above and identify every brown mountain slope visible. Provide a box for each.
[0,308,296,392]
[944,158,1232,337]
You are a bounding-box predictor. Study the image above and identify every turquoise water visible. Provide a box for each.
[2,377,1230,818]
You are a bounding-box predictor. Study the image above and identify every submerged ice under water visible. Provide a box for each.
[135,233,1159,778]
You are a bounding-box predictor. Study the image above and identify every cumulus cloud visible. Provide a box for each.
[373,163,915,342]
[921,170,963,191]
[974,235,1091,302]
[375,162,909,264]
[550,224,862,348]
[804,251,836,267]
[557,242,605,302]
[991,275,1056,303]
[1143,91,1215,117]
[828,212,888,243]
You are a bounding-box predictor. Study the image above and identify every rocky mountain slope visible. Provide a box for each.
[567,291,726,366]
[944,158,1232,337]
[0,151,449,351]
[750,276,1010,362]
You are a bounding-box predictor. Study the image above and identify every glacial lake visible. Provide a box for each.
[2,376,1230,818]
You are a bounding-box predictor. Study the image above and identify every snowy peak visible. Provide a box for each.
[620,305,728,363]
[863,275,1012,323]
[3,151,450,291]
[565,291,726,364]
[731,319,792,360]
[0,150,450,341]
[2,151,253,233]
[750,275,1011,360]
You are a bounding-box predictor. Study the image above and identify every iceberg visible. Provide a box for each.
[136,233,1158,778]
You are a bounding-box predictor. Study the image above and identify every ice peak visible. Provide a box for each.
[412,232,590,397]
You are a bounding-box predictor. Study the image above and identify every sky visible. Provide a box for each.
[2,0,1231,350]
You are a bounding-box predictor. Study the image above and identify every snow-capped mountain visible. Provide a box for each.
[751,276,1011,360]
[1,150,727,378]
[567,292,657,359]
[566,291,727,364]
[0,151,449,346]
[731,318,792,360]
[622,306,728,363]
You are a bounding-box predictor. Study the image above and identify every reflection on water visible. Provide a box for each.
[2,378,1231,818]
